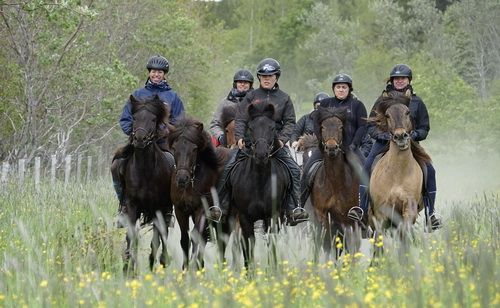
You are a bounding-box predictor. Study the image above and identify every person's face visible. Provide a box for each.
[259,74,277,90]
[236,81,251,92]
[333,83,349,100]
[149,69,165,84]
[392,76,410,90]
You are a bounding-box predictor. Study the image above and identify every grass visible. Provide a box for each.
[0,178,498,307]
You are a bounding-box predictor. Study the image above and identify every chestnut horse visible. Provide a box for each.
[168,117,230,269]
[220,105,237,148]
[309,107,361,258]
[368,91,431,238]
[111,94,174,273]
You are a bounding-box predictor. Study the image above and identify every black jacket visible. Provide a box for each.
[290,112,315,142]
[235,84,296,144]
[319,94,368,146]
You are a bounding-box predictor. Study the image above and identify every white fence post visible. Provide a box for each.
[1,162,9,184]
[35,157,41,190]
[64,155,72,185]
[51,155,57,185]
[86,155,92,181]
[77,153,83,182]
[18,158,26,185]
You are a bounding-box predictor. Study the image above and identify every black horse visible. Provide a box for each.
[228,101,290,269]
[111,94,174,273]
[168,117,231,269]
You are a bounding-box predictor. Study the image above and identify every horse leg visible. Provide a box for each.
[177,212,190,270]
[123,208,139,275]
[192,213,208,270]
[239,217,255,271]
[150,224,160,271]
[149,211,171,270]
[158,211,171,268]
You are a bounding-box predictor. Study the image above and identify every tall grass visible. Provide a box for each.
[0,178,498,307]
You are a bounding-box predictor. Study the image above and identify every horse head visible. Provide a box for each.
[168,117,207,188]
[314,106,347,158]
[130,94,166,148]
[373,90,413,151]
[221,105,237,147]
[247,101,276,165]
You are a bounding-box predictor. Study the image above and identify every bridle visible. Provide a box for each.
[132,126,156,148]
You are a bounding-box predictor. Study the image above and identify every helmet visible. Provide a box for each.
[146,55,169,73]
[313,92,329,104]
[389,64,412,81]
[332,74,353,91]
[256,58,281,77]
[233,69,254,84]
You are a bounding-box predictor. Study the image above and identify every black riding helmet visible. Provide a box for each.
[146,55,169,73]
[332,74,353,92]
[256,58,281,78]
[233,69,254,86]
[313,92,329,104]
[389,64,412,81]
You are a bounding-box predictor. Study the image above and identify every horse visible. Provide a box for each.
[167,117,230,269]
[368,91,431,241]
[295,133,318,168]
[220,105,237,148]
[111,94,174,273]
[309,106,362,258]
[227,101,290,269]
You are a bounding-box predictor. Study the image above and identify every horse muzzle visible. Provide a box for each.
[393,131,410,150]
[323,139,341,157]
[175,170,191,188]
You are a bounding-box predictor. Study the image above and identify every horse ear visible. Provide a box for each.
[382,91,389,98]
[404,89,411,98]
[196,122,204,132]
[130,95,138,102]
[263,103,275,118]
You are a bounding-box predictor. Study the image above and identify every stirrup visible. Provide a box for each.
[347,206,364,222]
[428,213,443,231]
[207,206,223,223]
[286,207,309,226]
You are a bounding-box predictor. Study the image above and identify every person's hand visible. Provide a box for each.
[291,141,299,149]
[377,132,392,141]
[348,144,357,152]
[410,131,418,141]
[237,138,245,149]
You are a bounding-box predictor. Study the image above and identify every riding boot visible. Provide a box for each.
[207,149,239,222]
[279,148,309,226]
[300,149,323,207]
[424,191,442,231]
[348,184,368,222]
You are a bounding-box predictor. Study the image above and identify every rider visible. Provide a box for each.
[111,55,185,226]
[210,69,254,147]
[207,58,309,225]
[347,64,443,231]
[300,74,368,206]
[290,92,329,149]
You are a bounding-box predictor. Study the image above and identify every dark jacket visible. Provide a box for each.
[368,84,430,142]
[119,80,185,136]
[319,94,367,146]
[290,112,315,142]
[235,84,295,144]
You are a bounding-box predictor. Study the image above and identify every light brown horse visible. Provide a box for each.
[309,107,362,258]
[220,105,237,148]
[369,91,431,236]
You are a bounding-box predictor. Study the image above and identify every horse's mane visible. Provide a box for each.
[130,94,167,122]
[248,100,275,120]
[220,105,236,128]
[371,91,431,164]
[168,116,220,170]
[312,106,347,152]
[297,133,318,152]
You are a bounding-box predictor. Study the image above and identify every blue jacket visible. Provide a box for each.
[119,80,185,135]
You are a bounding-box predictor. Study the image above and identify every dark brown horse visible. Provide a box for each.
[111,94,174,273]
[309,106,362,258]
[228,101,289,269]
[369,91,431,238]
[168,117,230,269]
